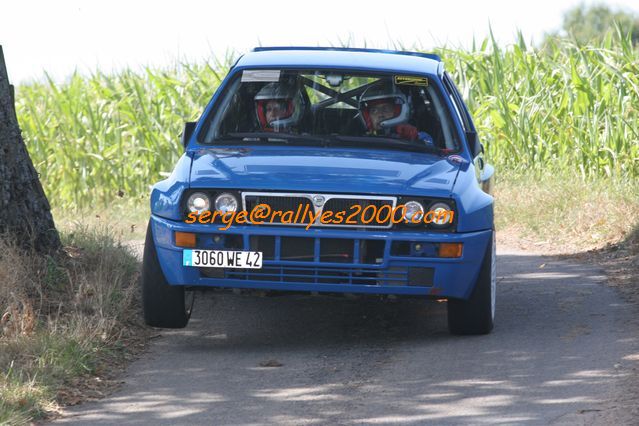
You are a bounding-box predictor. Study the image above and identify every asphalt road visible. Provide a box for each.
[54,248,639,425]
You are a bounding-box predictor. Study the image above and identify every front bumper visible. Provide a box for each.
[150,215,492,299]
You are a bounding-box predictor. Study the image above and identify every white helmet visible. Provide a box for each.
[359,81,411,132]
[254,82,306,131]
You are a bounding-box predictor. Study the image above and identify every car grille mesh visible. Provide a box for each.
[244,195,313,223]
[323,198,394,225]
[224,265,409,286]
[242,192,396,228]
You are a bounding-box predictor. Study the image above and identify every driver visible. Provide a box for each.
[254,82,306,132]
[359,81,434,145]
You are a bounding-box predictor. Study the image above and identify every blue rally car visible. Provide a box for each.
[142,47,495,335]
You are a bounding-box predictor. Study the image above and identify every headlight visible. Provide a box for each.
[403,201,425,224]
[187,192,210,214]
[428,202,454,227]
[214,193,238,214]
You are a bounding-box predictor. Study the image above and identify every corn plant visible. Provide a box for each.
[16,57,234,208]
[442,30,639,179]
[14,36,639,209]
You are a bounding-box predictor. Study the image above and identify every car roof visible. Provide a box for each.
[235,47,443,76]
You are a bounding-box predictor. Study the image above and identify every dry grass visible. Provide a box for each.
[495,169,639,254]
[52,199,150,241]
[0,226,144,424]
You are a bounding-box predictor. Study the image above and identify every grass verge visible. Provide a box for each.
[52,199,150,241]
[0,226,147,424]
[495,169,639,254]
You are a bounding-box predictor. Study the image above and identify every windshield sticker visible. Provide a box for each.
[241,70,281,82]
[395,76,429,86]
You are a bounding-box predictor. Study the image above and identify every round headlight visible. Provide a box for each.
[403,201,425,224]
[187,192,210,214]
[214,193,238,214]
[429,202,453,227]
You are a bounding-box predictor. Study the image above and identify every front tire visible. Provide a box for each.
[141,222,192,328]
[447,230,495,335]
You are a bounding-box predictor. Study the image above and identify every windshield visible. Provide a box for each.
[200,69,460,153]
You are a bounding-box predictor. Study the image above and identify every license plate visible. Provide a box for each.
[183,250,263,269]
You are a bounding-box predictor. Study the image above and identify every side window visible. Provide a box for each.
[442,74,466,132]
[444,72,475,132]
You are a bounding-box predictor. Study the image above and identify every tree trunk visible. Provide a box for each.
[0,45,61,253]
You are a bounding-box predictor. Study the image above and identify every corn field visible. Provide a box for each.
[15,34,639,209]
[444,31,639,180]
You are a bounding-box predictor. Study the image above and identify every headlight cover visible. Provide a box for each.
[214,193,238,214]
[187,192,210,214]
[394,196,457,231]
[403,200,425,225]
[428,202,454,227]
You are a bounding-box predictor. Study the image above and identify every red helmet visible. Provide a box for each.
[254,82,306,131]
[359,81,411,132]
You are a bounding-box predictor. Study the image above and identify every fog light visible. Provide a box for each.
[175,231,196,247]
[438,243,462,258]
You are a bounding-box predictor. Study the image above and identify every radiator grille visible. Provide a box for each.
[323,198,394,225]
[244,195,313,224]
[242,192,396,228]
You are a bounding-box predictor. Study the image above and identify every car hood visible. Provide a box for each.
[188,146,461,197]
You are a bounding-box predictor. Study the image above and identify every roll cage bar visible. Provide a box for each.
[298,76,380,111]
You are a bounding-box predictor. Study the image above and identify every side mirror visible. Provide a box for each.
[466,131,482,158]
[181,122,197,150]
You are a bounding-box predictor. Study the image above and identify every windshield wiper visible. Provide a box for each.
[215,132,327,145]
[327,135,444,154]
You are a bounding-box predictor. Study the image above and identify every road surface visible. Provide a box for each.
[54,248,639,425]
